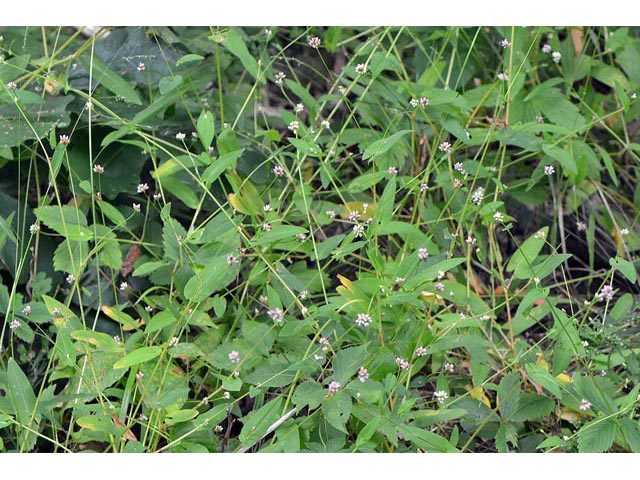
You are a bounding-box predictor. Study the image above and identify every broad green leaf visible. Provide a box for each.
[79,54,142,105]
[609,256,637,283]
[220,28,262,83]
[362,130,411,161]
[322,390,352,434]
[253,225,308,246]
[497,371,521,419]
[619,418,640,453]
[98,200,126,227]
[355,414,382,448]
[577,419,617,453]
[71,329,122,351]
[6,358,39,451]
[202,149,244,186]
[543,145,577,176]
[507,227,547,276]
[332,345,367,385]
[113,346,163,369]
[409,408,467,427]
[176,54,205,66]
[197,110,215,149]
[399,425,458,452]
[158,75,183,95]
[525,364,563,398]
[34,206,93,241]
[133,261,167,278]
[292,381,325,410]
[239,397,283,446]
[165,409,199,426]
[145,310,177,334]
[512,393,555,421]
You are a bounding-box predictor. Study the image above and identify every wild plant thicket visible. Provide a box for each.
[0,26,639,453]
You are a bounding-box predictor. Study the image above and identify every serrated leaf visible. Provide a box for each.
[292,381,325,410]
[34,205,93,241]
[577,419,617,453]
[332,345,367,385]
[512,393,555,421]
[322,390,352,434]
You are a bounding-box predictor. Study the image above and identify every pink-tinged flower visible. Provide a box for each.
[267,308,284,323]
[418,247,429,261]
[226,254,239,265]
[328,381,341,393]
[93,164,104,174]
[137,183,149,193]
[358,367,369,382]
[273,165,285,177]
[579,399,591,411]
[275,72,286,85]
[395,356,410,371]
[308,36,321,49]
[597,285,614,302]
[541,44,552,54]
[228,350,240,363]
[499,39,511,48]
[9,318,20,329]
[439,142,452,154]
[414,346,427,357]
[544,165,555,176]
[137,62,145,71]
[59,134,70,145]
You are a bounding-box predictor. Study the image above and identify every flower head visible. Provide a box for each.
[6,81,17,89]
[471,187,484,206]
[66,274,75,284]
[497,72,509,81]
[395,356,410,371]
[137,62,145,71]
[273,165,285,177]
[137,183,150,194]
[418,247,429,261]
[294,103,304,113]
[414,346,427,357]
[358,367,369,382]
[434,390,448,403]
[22,305,31,315]
[308,36,321,49]
[542,44,552,54]
[439,141,452,154]
[132,203,141,213]
[552,51,562,64]
[169,336,179,347]
[544,165,555,176]
[93,164,104,174]
[175,132,186,141]
[228,350,240,363]
[499,39,512,48]
[353,224,365,238]
[267,307,284,323]
[119,282,128,291]
[59,134,70,145]
[388,166,398,175]
[493,211,504,222]
[29,223,40,234]
[226,254,239,265]
[9,318,20,330]
[597,285,614,302]
[579,399,592,411]
[328,381,341,393]
[355,63,368,75]
[355,313,372,327]
[275,72,286,85]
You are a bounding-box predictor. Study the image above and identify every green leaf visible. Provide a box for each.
[497,371,521,419]
[165,409,199,426]
[542,145,577,176]
[183,254,235,303]
[399,425,458,452]
[145,310,177,334]
[133,261,167,278]
[525,364,563,398]
[577,419,617,453]
[158,75,184,95]
[176,54,205,66]
[113,346,163,369]
[619,418,640,452]
[34,205,93,241]
[512,393,555,421]
[609,256,637,283]
[202,149,244,186]
[79,54,142,105]
[239,397,283,447]
[409,408,467,427]
[292,381,325,410]
[322,390,352,434]
[253,225,308,246]
[332,345,367,385]
[355,414,382,448]
[5,358,39,451]
[506,227,547,276]
[197,110,215,149]
[362,130,411,161]
[220,28,262,83]
[98,200,127,227]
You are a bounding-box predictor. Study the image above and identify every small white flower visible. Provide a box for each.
[273,165,285,177]
[418,247,429,261]
[319,336,330,352]
[353,224,365,237]
[471,187,484,205]
[275,71,286,85]
[414,346,427,357]
[358,367,369,382]
[263,203,273,212]
[437,270,445,280]
[22,305,31,315]
[631,92,638,100]
[410,98,419,108]
[132,203,141,213]
[296,233,306,243]
[620,228,630,236]
[579,399,591,411]
[320,119,331,129]
[294,103,304,113]
[536,115,545,123]
[6,81,17,89]
[267,308,284,323]
[9,318,20,330]
[328,381,341,393]
[175,132,186,141]
[153,193,161,201]
[597,285,614,302]
[308,36,321,49]
[454,162,467,175]
[581,340,589,347]
[544,165,555,176]
[348,210,361,222]
[499,39,512,48]
[420,183,428,192]
[226,254,239,265]
[29,223,40,234]
[388,166,398,175]
[418,97,429,107]
[299,290,308,300]
[326,210,336,219]
[113,335,121,344]
[59,134,70,145]
[228,350,240,363]
[434,390,448,403]
[395,356,410,371]
[169,337,179,347]
[137,183,150,194]
[439,142,453,154]
[136,371,144,381]
[355,313,372,327]
[93,164,104,174]
[534,229,546,240]
[466,236,476,245]
[119,282,128,291]
[493,211,504,222]
[576,221,587,232]
[355,63,368,75]
[137,62,145,71]
[542,44,552,54]
[552,51,562,64]
[66,274,75,284]
[443,362,455,373]
[497,72,509,81]
[435,282,445,291]
[223,391,231,400]
[144,305,153,313]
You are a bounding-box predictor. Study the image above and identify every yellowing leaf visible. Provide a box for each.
[556,373,572,384]
[535,353,550,372]
[101,305,143,331]
[337,274,355,293]
[468,385,491,408]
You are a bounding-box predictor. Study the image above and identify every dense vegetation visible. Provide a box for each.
[0,26,639,452]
